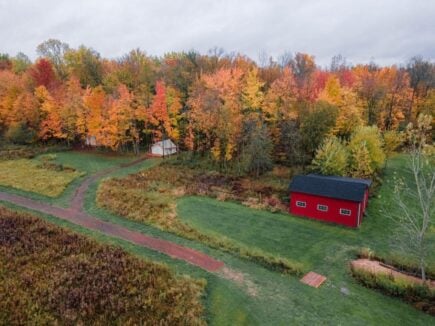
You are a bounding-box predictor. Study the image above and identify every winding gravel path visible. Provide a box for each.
[0,156,224,272]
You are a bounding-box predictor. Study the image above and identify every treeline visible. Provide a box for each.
[0,39,434,175]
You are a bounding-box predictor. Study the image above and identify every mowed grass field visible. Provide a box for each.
[174,154,435,324]
[90,153,434,324]
[0,151,152,206]
[0,159,83,197]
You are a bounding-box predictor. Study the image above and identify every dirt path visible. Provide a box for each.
[0,156,224,272]
[351,259,435,288]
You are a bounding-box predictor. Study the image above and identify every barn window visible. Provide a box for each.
[296,201,306,208]
[317,204,328,212]
[340,208,351,216]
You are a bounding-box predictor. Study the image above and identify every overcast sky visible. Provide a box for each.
[0,0,434,67]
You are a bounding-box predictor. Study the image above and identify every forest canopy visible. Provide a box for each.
[0,40,434,175]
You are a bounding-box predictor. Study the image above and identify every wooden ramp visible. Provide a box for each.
[300,271,327,288]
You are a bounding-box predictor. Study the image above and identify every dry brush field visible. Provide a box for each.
[0,206,206,325]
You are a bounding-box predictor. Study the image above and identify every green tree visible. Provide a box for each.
[301,101,338,157]
[383,130,404,158]
[11,52,31,74]
[242,121,273,177]
[0,53,12,70]
[312,136,348,176]
[349,126,386,172]
[37,39,70,79]
[64,46,103,87]
[5,121,35,144]
[390,114,434,281]
[349,141,374,178]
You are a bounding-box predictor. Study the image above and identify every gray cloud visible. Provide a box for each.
[0,0,434,66]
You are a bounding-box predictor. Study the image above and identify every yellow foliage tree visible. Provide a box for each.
[35,86,66,141]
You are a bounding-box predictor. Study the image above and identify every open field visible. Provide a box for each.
[0,206,205,325]
[93,153,435,323]
[0,151,433,324]
[0,158,83,197]
[0,151,156,207]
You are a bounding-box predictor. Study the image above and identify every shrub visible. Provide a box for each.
[5,122,36,144]
[350,266,435,315]
[356,248,435,279]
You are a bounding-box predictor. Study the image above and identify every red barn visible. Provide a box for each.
[289,174,371,228]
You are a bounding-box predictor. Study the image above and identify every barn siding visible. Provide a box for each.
[289,192,360,228]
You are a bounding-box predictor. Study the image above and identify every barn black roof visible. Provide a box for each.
[289,174,372,202]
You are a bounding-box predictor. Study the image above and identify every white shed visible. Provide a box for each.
[85,135,97,147]
[151,139,178,156]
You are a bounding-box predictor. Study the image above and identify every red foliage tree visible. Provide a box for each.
[29,58,57,89]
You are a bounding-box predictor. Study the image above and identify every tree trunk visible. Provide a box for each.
[407,90,415,123]
[420,257,426,282]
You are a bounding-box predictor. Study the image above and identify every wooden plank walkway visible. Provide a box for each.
[300,271,327,288]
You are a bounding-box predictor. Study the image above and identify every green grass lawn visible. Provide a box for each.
[0,159,83,197]
[174,154,434,324]
[84,153,433,324]
[1,151,433,325]
[52,151,133,174]
[0,151,144,207]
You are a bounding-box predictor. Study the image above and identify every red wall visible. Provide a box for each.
[289,192,362,228]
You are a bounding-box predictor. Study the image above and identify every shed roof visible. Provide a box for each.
[307,174,372,187]
[152,139,177,148]
[289,174,371,202]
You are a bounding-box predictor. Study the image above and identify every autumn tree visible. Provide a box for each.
[312,136,348,176]
[35,86,65,141]
[378,66,409,130]
[29,59,58,90]
[278,119,306,166]
[160,51,201,103]
[11,52,31,74]
[319,75,363,139]
[5,121,35,144]
[348,126,386,174]
[406,57,435,122]
[11,91,40,134]
[354,64,387,125]
[148,80,182,143]
[104,49,156,106]
[37,39,70,80]
[290,53,317,103]
[239,120,273,176]
[188,68,244,166]
[104,84,140,152]
[383,130,404,159]
[0,53,12,70]
[242,67,264,113]
[61,77,83,144]
[264,67,297,122]
[0,71,26,132]
[300,101,338,158]
[82,86,106,144]
[349,141,374,178]
[65,46,103,87]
